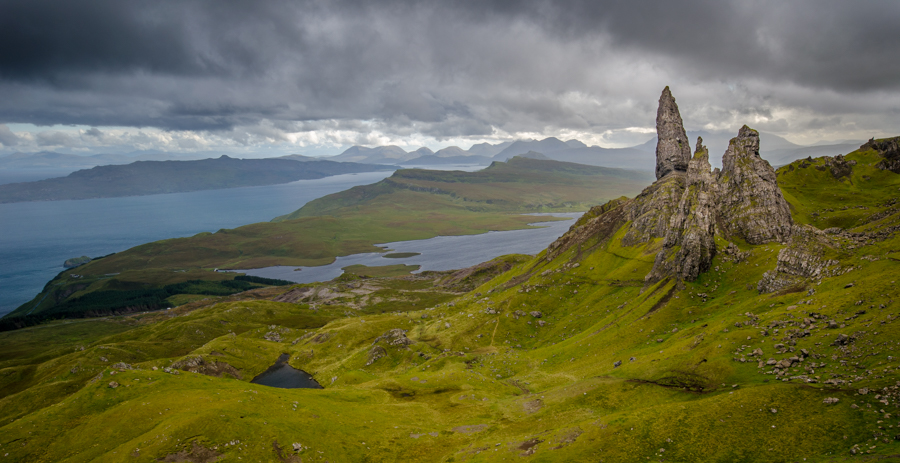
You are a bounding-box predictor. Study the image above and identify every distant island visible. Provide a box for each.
[0,156,396,203]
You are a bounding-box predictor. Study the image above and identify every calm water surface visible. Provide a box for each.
[250,353,322,389]
[233,213,580,283]
[0,164,574,317]
[0,171,394,316]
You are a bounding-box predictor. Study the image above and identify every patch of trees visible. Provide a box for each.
[0,276,294,332]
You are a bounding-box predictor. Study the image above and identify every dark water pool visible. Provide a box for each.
[250,353,323,389]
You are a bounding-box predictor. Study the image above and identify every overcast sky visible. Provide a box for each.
[1,0,899,157]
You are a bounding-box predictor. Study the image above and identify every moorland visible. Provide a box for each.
[1,89,899,462]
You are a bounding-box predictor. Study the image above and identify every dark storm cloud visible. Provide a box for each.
[0,0,898,139]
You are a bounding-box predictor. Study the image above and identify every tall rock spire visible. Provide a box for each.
[655,87,692,180]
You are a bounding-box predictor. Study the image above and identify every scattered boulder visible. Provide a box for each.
[366,346,386,366]
[108,381,119,389]
[832,334,854,346]
[823,397,840,404]
[529,311,543,318]
[170,356,242,379]
[373,329,413,347]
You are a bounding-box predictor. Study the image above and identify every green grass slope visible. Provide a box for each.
[2,145,898,461]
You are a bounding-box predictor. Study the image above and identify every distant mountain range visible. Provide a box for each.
[632,131,863,167]
[0,151,205,171]
[1,131,863,177]
[0,156,395,203]
[325,132,864,171]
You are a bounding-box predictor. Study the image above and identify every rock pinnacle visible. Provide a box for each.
[655,86,692,180]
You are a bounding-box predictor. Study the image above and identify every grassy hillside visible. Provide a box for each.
[5,158,650,323]
[0,156,394,203]
[0,144,898,461]
[276,157,651,220]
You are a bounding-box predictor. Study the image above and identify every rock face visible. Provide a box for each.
[655,87,692,180]
[647,138,717,282]
[622,173,685,246]
[757,225,840,293]
[716,126,793,245]
[862,136,900,173]
[826,154,856,179]
[170,355,243,379]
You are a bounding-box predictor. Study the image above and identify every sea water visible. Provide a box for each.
[0,165,580,317]
[0,171,395,316]
[233,213,579,283]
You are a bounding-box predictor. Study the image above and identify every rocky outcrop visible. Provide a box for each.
[547,197,631,258]
[366,345,386,366]
[171,355,243,379]
[558,88,797,285]
[757,225,840,293]
[647,139,717,283]
[373,328,413,347]
[655,87,692,179]
[63,256,91,269]
[825,154,856,180]
[861,136,900,173]
[716,126,793,245]
[622,173,685,246]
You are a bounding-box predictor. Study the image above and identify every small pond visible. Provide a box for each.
[249,353,323,389]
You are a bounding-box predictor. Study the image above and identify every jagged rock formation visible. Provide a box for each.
[716,126,793,245]
[547,197,630,260]
[552,88,796,286]
[621,173,685,246]
[647,139,717,282]
[170,355,243,379]
[826,154,856,180]
[757,225,840,293]
[861,136,900,173]
[655,87,692,179]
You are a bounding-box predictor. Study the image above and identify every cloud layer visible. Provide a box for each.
[2,0,899,155]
